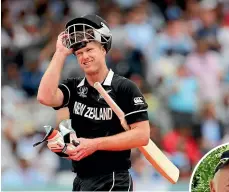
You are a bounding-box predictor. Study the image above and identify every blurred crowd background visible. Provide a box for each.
[1,0,229,191]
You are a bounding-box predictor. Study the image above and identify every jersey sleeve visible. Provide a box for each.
[117,79,148,125]
[53,78,75,110]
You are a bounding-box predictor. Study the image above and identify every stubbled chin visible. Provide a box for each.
[82,66,99,75]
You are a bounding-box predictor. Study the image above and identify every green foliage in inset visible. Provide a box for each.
[191,145,229,192]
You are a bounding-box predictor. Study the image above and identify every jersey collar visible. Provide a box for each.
[77,69,114,88]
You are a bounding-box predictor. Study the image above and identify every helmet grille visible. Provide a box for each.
[63,23,111,51]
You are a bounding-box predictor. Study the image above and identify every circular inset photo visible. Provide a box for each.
[189,143,229,192]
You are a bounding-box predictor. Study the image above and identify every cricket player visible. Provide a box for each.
[37,14,150,191]
[210,150,229,192]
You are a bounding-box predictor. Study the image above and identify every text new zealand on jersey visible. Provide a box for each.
[73,101,113,120]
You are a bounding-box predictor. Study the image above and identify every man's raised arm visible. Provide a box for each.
[37,32,73,107]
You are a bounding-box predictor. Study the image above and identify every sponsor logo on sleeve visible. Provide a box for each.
[133,97,144,105]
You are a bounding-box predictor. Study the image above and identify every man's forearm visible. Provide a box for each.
[94,127,149,151]
[37,51,66,102]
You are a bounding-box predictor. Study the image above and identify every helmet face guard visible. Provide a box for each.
[63,22,112,52]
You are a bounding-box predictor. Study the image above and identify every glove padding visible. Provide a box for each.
[48,119,79,158]
[47,129,78,158]
[33,119,79,158]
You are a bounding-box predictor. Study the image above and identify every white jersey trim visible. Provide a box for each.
[77,69,114,87]
[127,173,131,192]
[109,172,115,191]
[125,109,147,117]
[60,84,70,106]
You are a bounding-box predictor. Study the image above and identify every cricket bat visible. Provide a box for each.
[94,82,179,184]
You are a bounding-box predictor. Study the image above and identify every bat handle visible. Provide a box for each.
[120,118,130,131]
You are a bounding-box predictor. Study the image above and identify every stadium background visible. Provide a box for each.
[1,0,229,191]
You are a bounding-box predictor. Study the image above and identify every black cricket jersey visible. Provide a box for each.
[53,69,148,177]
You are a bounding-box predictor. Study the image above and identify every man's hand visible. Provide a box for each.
[68,138,98,161]
[45,129,79,158]
[56,32,73,57]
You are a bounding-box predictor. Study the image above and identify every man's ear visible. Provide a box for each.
[209,180,216,192]
[100,45,106,55]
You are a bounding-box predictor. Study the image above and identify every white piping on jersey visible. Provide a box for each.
[125,109,147,117]
[61,84,70,106]
[128,173,131,192]
[77,69,114,87]
[109,172,115,191]
[77,77,85,88]
[103,69,114,86]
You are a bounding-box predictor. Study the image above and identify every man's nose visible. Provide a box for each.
[82,51,89,59]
